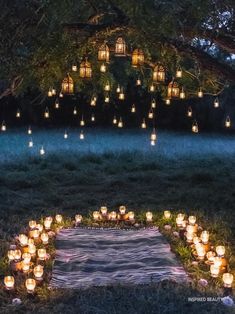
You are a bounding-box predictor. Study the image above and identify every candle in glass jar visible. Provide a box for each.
[44,217,52,230]
[188,216,196,225]
[195,244,205,260]
[41,232,49,245]
[206,251,215,263]
[22,252,31,264]
[100,206,108,215]
[4,276,15,290]
[186,232,194,243]
[19,234,28,247]
[213,256,222,268]
[210,265,220,277]
[36,224,43,232]
[22,261,30,273]
[28,244,36,255]
[7,250,15,262]
[29,220,37,229]
[75,214,82,224]
[222,273,233,288]
[25,278,36,293]
[37,249,46,260]
[216,245,225,257]
[14,249,22,261]
[110,211,117,221]
[55,214,62,223]
[164,210,171,219]
[93,211,100,221]
[200,231,209,244]
[146,211,153,222]
[31,229,40,239]
[33,265,44,280]
[193,236,200,246]
[119,206,126,215]
[128,211,135,221]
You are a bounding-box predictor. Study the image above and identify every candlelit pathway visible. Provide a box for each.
[51,227,188,289]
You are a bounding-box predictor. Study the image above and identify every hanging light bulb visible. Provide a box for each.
[80,116,85,126]
[28,126,32,135]
[119,88,125,100]
[48,89,53,97]
[90,95,97,106]
[187,107,193,117]
[113,116,117,125]
[131,104,136,113]
[72,64,77,72]
[225,116,231,128]
[148,109,154,119]
[149,83,155,92]
[118,117,123,128]
[91,113,95,122]
[80,130,84,140]
[1,121,6,132]
[116,84,121,93]
[136,78,142,86]
[165,99,171,105]
[59,91,63,98]
[150,128,157,141]
[16,108,21,118]
[176,66,183,78]
[151,99,156,109]
[64,131,68,139]
[104,94,110,103]
[55,99,60,109]
[141,118,147,129]
[179,87,186,99]
[198,87,203,98]
[40,146,45,155]
[44,107,49,119]
[73,106,77,115]
[214,97,219,108]
[104,81,111,92]
[192,120,199,133]
[28,138,33,148]
[52,88,56,95]
[100,63,107,73]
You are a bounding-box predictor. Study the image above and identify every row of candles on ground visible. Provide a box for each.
[3,215,63,293]
[172,211,234,288]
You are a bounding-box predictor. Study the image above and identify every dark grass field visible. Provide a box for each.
[0,129,234,313]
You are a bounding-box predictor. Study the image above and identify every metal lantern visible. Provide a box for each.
[79,58,92,78]
[167,80,180,98]
[153,65,165,82]
[132,49,144,67]
[61,73,74,94]
[98,43,110,62]
[115,37,126,56]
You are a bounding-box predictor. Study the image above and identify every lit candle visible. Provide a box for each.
[33,265,44,280]
[28,244,36,255]
[200,231,209,244]
[14,249,22,261]
[128,211,135,221]
[206,251,215,263]
[28,238,34,245]
[93,211,100,221]
[193,236,200,246]
[186,232,194,243]
[100,206,108,216]
[31,229,40,239]
[100,63,106,73]
[146,211,153,222]
[186,225,196,234]
[75,214,82,224]
[176,214,184,227]
[25,278,36,293]
[40,146,45,155]
[44,217,53,230]
[222,273,233,288]
[164,211,171,219]
[195,244,206,260]
[7,250,15,262]
[119,206,126,215]
[216,245,225,257]
[188,216,196,225]
[213,257,222,268]
[210,265,220,277]
[36,224,43,232]
[80,130,84,140]
[4,276,15,290]
[41,232,49,245]
[29,220,37,229]
[19,234,28,247]
[110,211,117,221]
[165,99,171,105]
[22,253,31,264]
[22,261,30,273]
[198,88,203,98]
[37,249,46,260]
[55,214,63,223]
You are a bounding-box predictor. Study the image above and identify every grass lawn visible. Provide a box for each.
[0,128,234,313]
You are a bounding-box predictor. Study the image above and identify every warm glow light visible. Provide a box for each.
[210,265,220,277]
[25,278,36,293]
[22,252,31,264]
[146,211,153,222]
[93,211,100,221]
[128,211,135,221]
[105,94,110,103]
[34,265,44,280]
[104,81,111,92]
[41,232,49,245]
[214,97,219,108]
[119,88,125,100]
[44,218,52,230]
[119,206,126,215]
[200,231,209,244]
[148,109,154,119]
[110,211,117,220]
[29,220,37,229]
[113,116,117,125]
[75,214,82,224]
[38,248,46,260]
[188,216,196,225]
[151,99,156,109]
[55,214,63,223]
[225,116,231,128]
[28,244,36,255]
[14,249,21,261]
[1,121,6,131]
[165,99,171,105]
[192,121,199,133]
[8,250,15,261]
[195,243,206,260]
[80,130,84,140]
[193,236,200,245]
[64,131,68,139]
[100,63,107,73]
[186,232,194,243]
[115,37,126,56]
[72,65,77,72]
[22,260,30,273]
[136,78,141,86]
[179,87,185,99]
[73,107,77,115]
[100,206,108,215]
[187,107,192,117]
[168,81,179,98]
[19,234,28,246]
[132,49,144,67]
[216,245,225,257]
[44,107,49,119]
[4,276,15,290]
[222,273,233,288]
[176,66,182,78]
[198,87,203,98]
[98,43,110,62]
[150,128,157,141]
[16,109,21,118]
[131,104,136,113]
[176,213,185,227]
[153,65,165,82]
[80,58,92,79]
[116,85,121,93]
[118,118,123,128]
[40,146,45,155]
[141,119,147,129]
[149,83,155,92]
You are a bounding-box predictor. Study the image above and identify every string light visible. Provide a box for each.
[72,64,77,72]
[116,85,121,93]
[214,97,219,108]
[104,81,111,92]
[225,116,231,128]
[165,99,171,105]
[151,99,156,109]
[119,88,125,100]
[52,88,56,95]
[179,87,186,99]
[91,113,95,122]
[149,83,155,92]
[55,99,60,109]
[136,78,141,86]
[192,120,199,133]
[59,91,63,98]
[187,107,193,117]
[80,130,84,140]
[44,107,50,119]
[1,121,6,131]
[104,94,110,103]
[48,89,53,97]
[80,116,85,126]
[141,118,147,129]
[148,108,154,119]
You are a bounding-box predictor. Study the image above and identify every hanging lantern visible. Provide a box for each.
[90,96,96,106]
[198,87,203,98]
[48,89,53,97]
[79,58,92,79]
[104,94,110,103]
[153,65,165,82]
[115,37,126,56]
[148,109,154,119]
[132,49,144,67]
[28,126,32,135]
[150,128,157,141]
[80,116,85,126]
[214,97,219,108]
[176,66,182,78]
[44,107,49,118]
[192,120,199,133]
[62,73,74,94]
[136,78,142,86]
[40,146,45,155]
[104,81,111,92]
[59,91,63,98]
[151,99,156,109]
[100,63,107,73]
[98,43,110,62]
[165,99,171,105]
[52,88,56,95]
[16,108,21,118]
[225,116,231,128]
[119,88,125,100]
[149,83,155,92]
[141,118,147,129]
[80,130,84,140]
[118,117,123,128]
[187,107,192,117]
[116,84,121,93]
[55,99,60,109]
[168,80,180,98]
[131,104,136,113]
[73,106,77,115]
[179,87,186,99]
[91,113,95,122]
[64,131,68,139]
[113,116,117,125]
[72,64,77,72]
